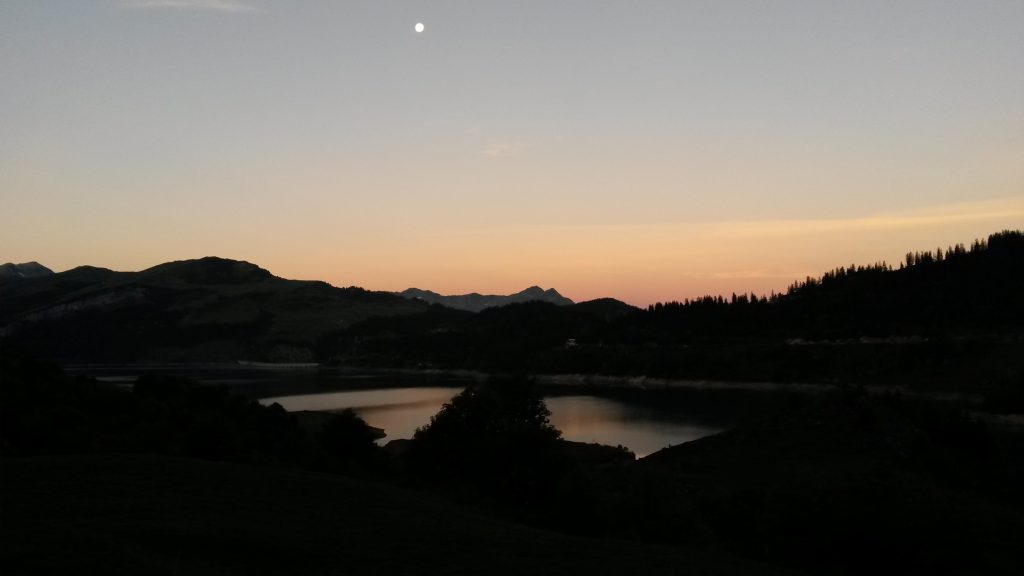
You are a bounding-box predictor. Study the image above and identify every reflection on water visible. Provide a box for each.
[261,388,722,457]
[546,396,722,457]
[262,387,463,442]
[70,365,724,457]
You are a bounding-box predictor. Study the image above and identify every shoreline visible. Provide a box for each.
[57,361,1024,433]
[63,361,984,403]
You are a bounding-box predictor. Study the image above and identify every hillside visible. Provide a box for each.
[0,257,428,362]
[400,285,574,312]
[632,389,1024,574]
[3,342,1021,576]
[0,355,777,576]
[0,262,53,281]
[1,454,780,576]
[640,229,1024,339]
[3,231,1021,382]
[324,231,1024,392]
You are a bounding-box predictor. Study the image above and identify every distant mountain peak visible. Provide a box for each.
[0,262,54,281]
[0,256,430,362]
[399,286,573,312]
[140,257,273,285]
[400,287,442,299]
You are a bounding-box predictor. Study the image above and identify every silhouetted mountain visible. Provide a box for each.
[399,285,574,312]
[4,231,1021,388]
[328,231,1024,392]
[0,257,428,362]
[572,298,637,320]
[0,262,53,282]
[139,257,273,285]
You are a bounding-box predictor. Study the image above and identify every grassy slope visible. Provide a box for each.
[1,454,784,576]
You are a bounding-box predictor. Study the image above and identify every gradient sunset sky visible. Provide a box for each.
[2,1,1022,305]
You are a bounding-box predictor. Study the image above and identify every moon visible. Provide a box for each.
[415,22,425,33]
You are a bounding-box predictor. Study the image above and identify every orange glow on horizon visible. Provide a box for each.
[7,197,1021,308]
[292,196,1024,307]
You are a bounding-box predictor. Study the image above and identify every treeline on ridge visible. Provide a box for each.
[319,231,1024,392]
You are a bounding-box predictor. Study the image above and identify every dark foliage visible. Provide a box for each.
[630,389,1024,575]
[318,408,385,465]
[4,354,1024,575]
[0,355,380,471]
[535,389,1024,575]
[409,376,566,506]
[399,379,1024,575]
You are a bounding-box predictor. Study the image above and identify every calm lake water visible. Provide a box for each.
[260,386,722,457]
[71,364,724,458]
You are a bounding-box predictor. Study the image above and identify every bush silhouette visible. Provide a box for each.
[318,408,383,464]
[410,376,563,501]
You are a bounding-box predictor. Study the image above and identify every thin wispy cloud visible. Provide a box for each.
[119,0,259,13]
[708,196,1024,239]
[437,196,1024,247]
[481,142,525,158]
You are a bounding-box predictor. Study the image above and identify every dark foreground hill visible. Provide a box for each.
[1,454,776,576]
[0,257,428,362]
[400,285,574,312]
[0,357,776,576]
[4,353,1022,576]
[635,391,1024,574]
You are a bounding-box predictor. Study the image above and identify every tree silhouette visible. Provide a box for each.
[319,408,382,463]
[410,376,563,500]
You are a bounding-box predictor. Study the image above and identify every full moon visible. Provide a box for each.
[415,22,424,33]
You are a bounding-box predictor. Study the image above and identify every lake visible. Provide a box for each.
[71,364,724,458]
[260,386,723,457]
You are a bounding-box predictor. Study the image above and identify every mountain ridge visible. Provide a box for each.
[399,286,574,312]
[0,262,54,281]
[3,231,1021,375]
[0,256,428,362]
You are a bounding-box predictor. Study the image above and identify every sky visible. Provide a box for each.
[2,1,1022,306]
